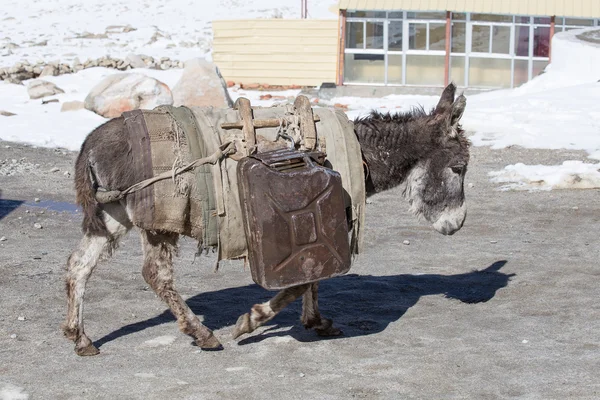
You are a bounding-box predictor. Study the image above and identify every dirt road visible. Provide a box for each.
[0,140,598,399]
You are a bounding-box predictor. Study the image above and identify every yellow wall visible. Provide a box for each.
[338,0,600,18]
[212,19,339,87]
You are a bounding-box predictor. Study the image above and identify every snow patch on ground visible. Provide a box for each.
[490,161,600,191]
[143,335,176,347]
[0,384,29,400]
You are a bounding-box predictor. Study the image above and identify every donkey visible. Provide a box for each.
[63,83,470,356]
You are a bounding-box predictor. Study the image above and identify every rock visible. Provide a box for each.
[34,223,42,229]
[126,53,146,68]
[259,94,272,100]
[17,316,25,321]
[33,40,48,46]
[171,59,233,108]
[490,240,498,244]
[0,236,6,241]
[403,240,410,245]
[50,167,60,172]
[0,110,16,116]
[39,64,58,77]
[77,32,109,39]
[27,80,64,99]
[10,334,17,339]
[334,103,348,109]
[243,83,260,90]
[34,197,40,202]
[468,183,474,188]
[84,73,173,118]
[60,100,85,112]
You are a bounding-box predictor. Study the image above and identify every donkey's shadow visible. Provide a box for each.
[94,260,512,348]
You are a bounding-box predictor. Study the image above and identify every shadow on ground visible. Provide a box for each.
[95,260,512,349]
[0,191,24,221]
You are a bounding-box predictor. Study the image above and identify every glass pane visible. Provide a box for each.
[472,14,513,23]
[471,25,490,53]
[407,12,446,20]
[388,12,403,19]
[533,27,550,57]
[534,17,551,25]
[366,22,384,49]
[387,54,403,84]
[406,55,445,85]
[346,22,364,49]
[388,20,403,50]
[514,59,529,87]
[451,22,466,53]
[429,23,446,51]
[491,26,510,54]
[533,60,549,78]
[344,54,385,83]
[469,57,511,88]
[409,23,428,50]
[515,25,530,57]
[515,16,531,24]
[452,13,466,21]
[450,56,465,86]
[564,18,594,26]
[348,11,386,19]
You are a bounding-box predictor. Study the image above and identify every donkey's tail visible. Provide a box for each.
[74,149,108,237]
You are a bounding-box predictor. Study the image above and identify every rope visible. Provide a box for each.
[95,141,236,204]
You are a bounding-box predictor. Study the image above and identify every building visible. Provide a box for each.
[213,1,600,90]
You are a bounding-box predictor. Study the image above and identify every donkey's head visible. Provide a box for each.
[403,84,470,235]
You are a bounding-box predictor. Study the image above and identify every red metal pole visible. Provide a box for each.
[444,11,451,86]
[549,16,556,62]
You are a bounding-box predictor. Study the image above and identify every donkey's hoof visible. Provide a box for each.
[196,334,223,351]
[75,343,100,356]
[232,313,252,339]
[314,318,343,337]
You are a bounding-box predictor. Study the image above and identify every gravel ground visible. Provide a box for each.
[0,139,599,399]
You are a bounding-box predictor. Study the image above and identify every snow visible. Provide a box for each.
[1,2,599,191]
[0,384,29,400]
[489,161,600,191]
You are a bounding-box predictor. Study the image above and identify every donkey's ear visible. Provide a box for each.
[434,83,456,115]
[451,94,466,127]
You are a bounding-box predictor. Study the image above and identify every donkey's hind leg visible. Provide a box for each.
[301,282,342,337]
[232,283,311,339]
[140,230,222,350]
[63,203,131,356]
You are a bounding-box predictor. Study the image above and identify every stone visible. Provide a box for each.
[39,64,58,77]
[84,73,173,118]
[60,100,85,112]
[403,240,410,245]
[34,223,42,229]
[27,80,64,99]
[126,53,147,68]
[0,236,6,241]
[0,110,16,116]
[171,59,233,108]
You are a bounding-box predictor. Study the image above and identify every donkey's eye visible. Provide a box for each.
[450,166,464,174]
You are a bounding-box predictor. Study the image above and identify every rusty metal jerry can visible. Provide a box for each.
[237,149,351,290]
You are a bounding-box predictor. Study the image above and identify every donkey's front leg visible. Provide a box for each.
[301,282,342,336]
[232,283,311,339]
[141,230,222,350]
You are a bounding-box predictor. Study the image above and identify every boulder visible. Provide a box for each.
[27,80,65,99]
[171,59,233,108]
[84,73,173,118]
[60,100,85,112]
[39,65,58,77]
